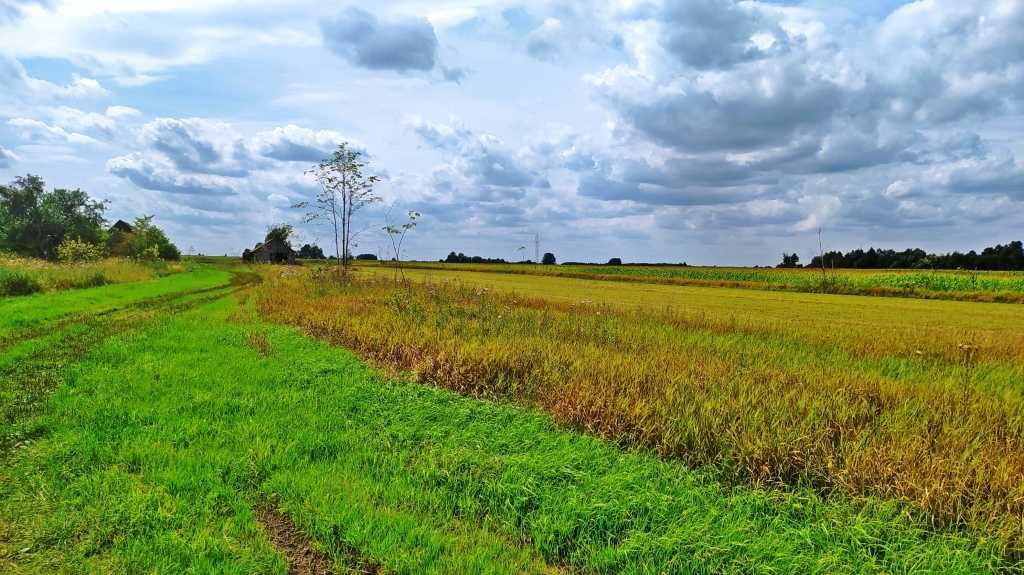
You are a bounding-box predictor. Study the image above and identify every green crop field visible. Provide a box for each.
[3,260,1024,573]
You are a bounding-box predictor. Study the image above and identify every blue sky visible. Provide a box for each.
[1,0,1022,264]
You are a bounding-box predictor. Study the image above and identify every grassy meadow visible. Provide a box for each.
[400,261,1024,302]
[3,259,1024,572]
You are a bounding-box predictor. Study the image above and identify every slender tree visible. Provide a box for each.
[383,208,419,281]
[296,143,380,271]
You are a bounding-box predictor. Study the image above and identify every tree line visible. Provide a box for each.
[799,241,1024,271]
[444,251,558,264]
[0,174,180,261]
[774,240,1024,270]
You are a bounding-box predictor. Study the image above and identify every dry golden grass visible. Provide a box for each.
[256,267,1024,552]
[399,261,1024,302]
[0,253,180,295]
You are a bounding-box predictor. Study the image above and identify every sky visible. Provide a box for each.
[0,0,1022,265]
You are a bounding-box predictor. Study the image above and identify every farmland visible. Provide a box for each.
[3,259,1024,573]
[402,261,1024,302]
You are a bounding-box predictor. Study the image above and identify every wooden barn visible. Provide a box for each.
[243,238,296,264]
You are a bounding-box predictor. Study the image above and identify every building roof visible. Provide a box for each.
[110,220,134,234]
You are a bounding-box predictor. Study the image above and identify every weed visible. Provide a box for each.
[0,271,42,296]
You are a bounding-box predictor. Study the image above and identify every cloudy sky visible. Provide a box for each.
[1,0,1021,264]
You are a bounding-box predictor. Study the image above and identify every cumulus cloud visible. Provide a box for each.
[0,145,18,168]
[138,118,253,177]
[0,55,107,107]
[441,65,468,84]
[321,7,439,72]
[106,117,362,221]
[660,0,787,70]
[409,118,549,195]
[7,117,100,145]
[248,125,346,163]
[526,18,564,61]
[0,0,51,24]
[902,150,1024,200]
[407,117,473,151]
[516,2,624,63]
[554,0,1024,240]
[592,47,847,154]
[876,0,1024,124]
[107,153,238,199]
[578,172,759,206]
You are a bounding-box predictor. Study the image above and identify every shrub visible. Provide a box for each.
[0,270,42,296]
[57,238,105,262]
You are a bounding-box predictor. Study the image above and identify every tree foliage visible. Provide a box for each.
[299,143,380,269]
[108,215,181,261]
[265,224,294,245]
[444,252,508,264]
[298,244,326,259]
[808,242,1024,271]
[777,253,801,268]
[57,238,104,262]
[0,174,107,259]
[542,252,557,265]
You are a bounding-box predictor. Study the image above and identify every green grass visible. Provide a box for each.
[0,266,230,339]
[2,289,1016,573]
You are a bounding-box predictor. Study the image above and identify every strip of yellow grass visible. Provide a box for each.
[362,264,1024,363]
[256,267,1024,552]
[401,261,1024,302]
[0,254,179,293]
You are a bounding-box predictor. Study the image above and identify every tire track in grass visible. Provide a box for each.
[0,271,246,456]
[257,504,340,575]
[257,502,382,575]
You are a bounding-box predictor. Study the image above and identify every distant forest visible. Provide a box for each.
[808,241,1024,271]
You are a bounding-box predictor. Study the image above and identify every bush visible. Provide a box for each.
[607,258,622,265]
[0,271,42,296]
[57,238,105,262]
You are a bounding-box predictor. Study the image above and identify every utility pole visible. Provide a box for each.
[534,232,540,263]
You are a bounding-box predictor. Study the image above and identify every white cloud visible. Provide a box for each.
[248,125,347,163]
[3,0,1024,262]
[0,145,19,168]
[8,117,101,145]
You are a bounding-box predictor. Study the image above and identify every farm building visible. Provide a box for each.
[243,238,296,264]
[110,220,134,234]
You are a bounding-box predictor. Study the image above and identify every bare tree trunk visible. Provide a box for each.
[341,172,349,269]
[330,194,341,272]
